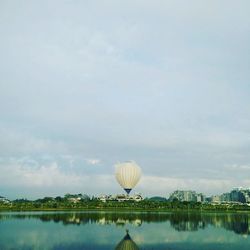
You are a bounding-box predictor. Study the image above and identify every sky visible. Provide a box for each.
[0,0,250,199]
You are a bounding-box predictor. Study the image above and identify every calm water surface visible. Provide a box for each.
[0,211,250,249]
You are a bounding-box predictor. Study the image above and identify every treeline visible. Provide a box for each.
[1,195,250,212]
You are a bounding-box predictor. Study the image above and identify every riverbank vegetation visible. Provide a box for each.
[1,195,250,212]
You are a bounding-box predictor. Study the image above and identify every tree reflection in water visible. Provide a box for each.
[1,212,250,235]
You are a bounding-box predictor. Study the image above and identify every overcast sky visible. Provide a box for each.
[0,0,250,199]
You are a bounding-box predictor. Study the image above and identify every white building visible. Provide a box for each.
[0,196,11,204]
[98,194,143,202]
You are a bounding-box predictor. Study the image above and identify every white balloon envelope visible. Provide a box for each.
[115,161,142,194]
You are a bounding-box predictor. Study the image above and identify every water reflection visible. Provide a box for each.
[115,230,139,250]
[1,211,250,235]
[1,212,250,250]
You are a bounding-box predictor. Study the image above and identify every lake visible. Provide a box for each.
[0,211,250,249]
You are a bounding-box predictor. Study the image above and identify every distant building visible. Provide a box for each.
[67,197,82,203]
[220,193,231,202]
[169,190,205,202]
[98,194,143,202]
[230,188,250,203]
[196,193,205,202]
[230,189,246,203]
[133,194,143,202]
[211,195,221,203]
[0,196,11,204]
[65,194,90,203]
[206,188,250,204]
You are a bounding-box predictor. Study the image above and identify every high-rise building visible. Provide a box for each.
[169,190,205,202]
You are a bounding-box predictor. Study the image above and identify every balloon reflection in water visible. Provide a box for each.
[115,230,139,250]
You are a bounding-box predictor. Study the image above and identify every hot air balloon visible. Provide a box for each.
[115,161,142,195]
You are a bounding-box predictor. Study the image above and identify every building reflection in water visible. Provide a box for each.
[1,212,250,235]
[115,230,139,250]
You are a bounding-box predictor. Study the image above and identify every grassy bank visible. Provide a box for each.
[1,200,250,213]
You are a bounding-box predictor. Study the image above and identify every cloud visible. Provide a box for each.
[0,126,68,156]
[0,161,81,188]
[86,159,101,165]
[0,1,250,198]
[0,157,114,198]
[1,156,250,199]
[224,164,250,171]
[139,176,235,196]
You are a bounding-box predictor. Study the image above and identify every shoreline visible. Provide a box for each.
[1,207,250,213]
